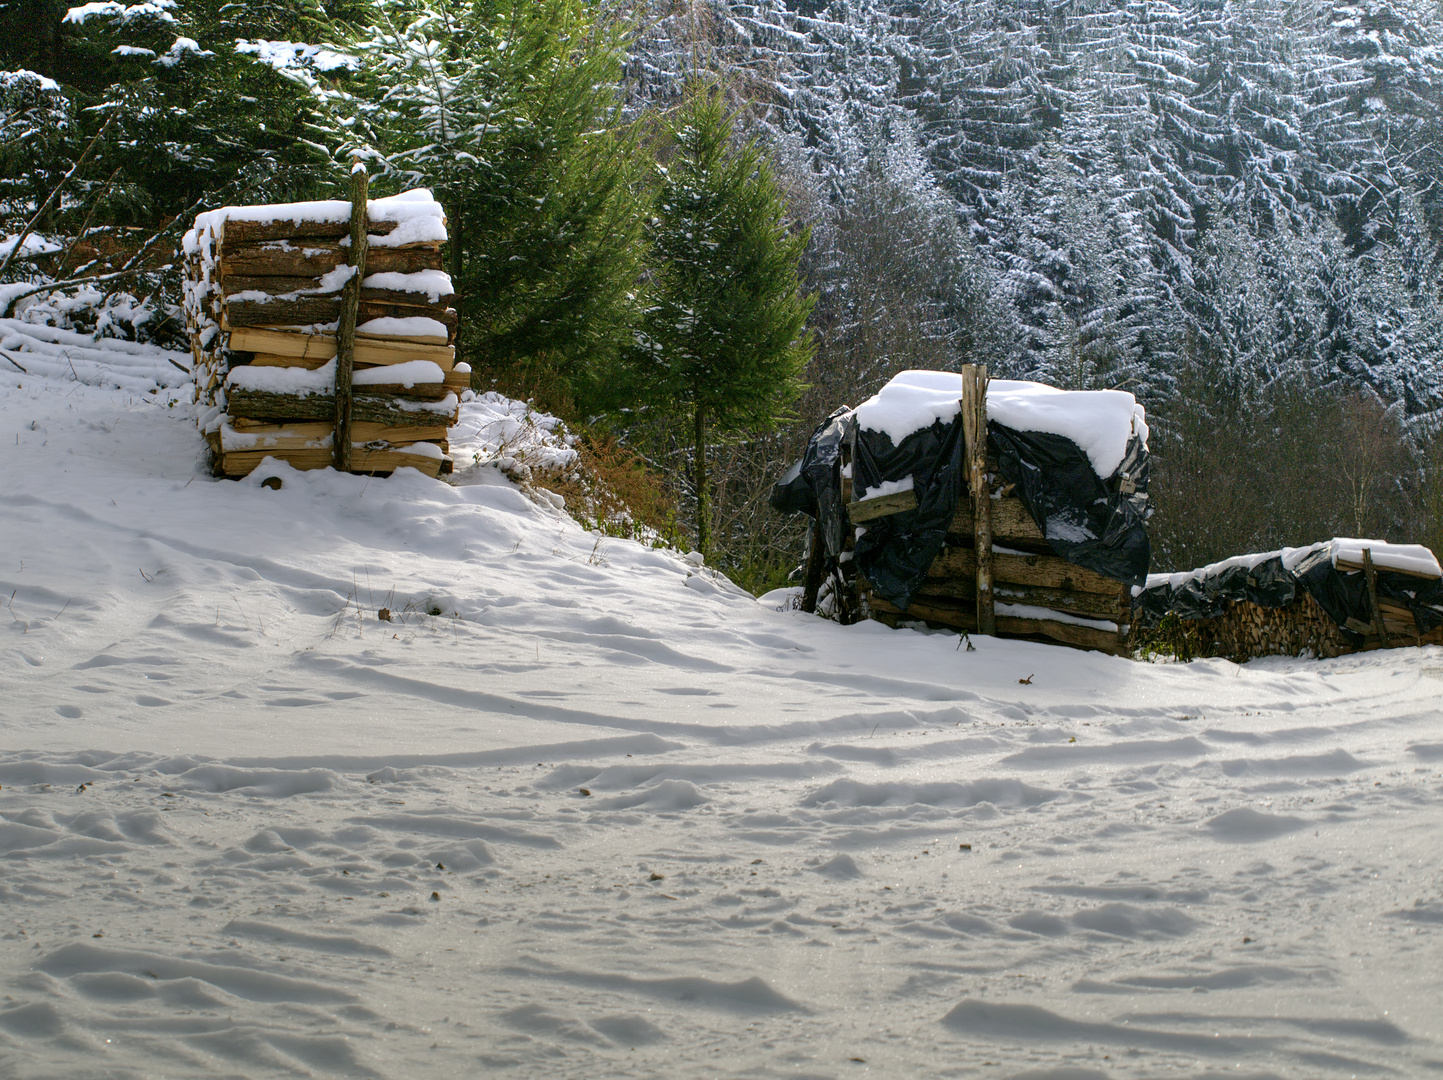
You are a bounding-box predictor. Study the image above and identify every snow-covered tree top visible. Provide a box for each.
[233,40,358,78]
[63,0,176,26]
[0,68,62,92]
[853,369,1148,478]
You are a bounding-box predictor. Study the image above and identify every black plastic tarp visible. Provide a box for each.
[1132,554,1298,625]
[771,405,1153,613]
[770,408,851,561]
[849,413,969,608]
[1291,548,1443,643]
[989,423,1151,592]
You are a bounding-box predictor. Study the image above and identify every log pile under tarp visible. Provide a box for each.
[861,489,1134,654]
[1133,540,1443,659]
[772,367,1149,654]
[183,187,463,479]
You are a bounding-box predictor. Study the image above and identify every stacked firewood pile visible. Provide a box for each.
[841,366,1134,655]
[184,186,463,479]
[857,483,1132,655]
[1134,542,1443,661]
[1177,593,1353,660]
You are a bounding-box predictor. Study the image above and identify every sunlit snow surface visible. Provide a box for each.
[2,320,1442,1078]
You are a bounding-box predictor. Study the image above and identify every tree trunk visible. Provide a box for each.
[694,404,710,557]
[449,206,464,360]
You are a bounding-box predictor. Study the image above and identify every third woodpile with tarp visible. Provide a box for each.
[1134,540,1443,658]
[184,182,465,479]
[772,368,1151,653]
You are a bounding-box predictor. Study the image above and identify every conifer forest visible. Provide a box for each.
[4,0,1443,583]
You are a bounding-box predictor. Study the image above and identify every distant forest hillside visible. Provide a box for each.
[628,0,1443,573]
[631,0,1443,421]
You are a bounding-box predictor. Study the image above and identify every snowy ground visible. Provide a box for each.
[2,319,1442,1079]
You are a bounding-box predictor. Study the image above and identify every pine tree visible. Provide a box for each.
[343,0,645,402]
[636,86,814,556]
[39,0,330,218]
[1,0,330,332]
[0,68,71,252]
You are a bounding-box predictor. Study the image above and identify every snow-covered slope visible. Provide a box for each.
[2,320,1442,1078]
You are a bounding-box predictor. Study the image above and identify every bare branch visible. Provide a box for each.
[0,114,114,283]
[0,195,206,319]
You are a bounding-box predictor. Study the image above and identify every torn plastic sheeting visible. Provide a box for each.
[1291,547,1443,643]
[769,407,851,561]
[1132,555,1299,627]
[772,403,1153,614]
[849,409,969,609]
[989,423,1151,592]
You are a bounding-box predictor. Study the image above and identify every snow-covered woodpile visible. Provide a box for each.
[183,188,463,479]
[774,367,1151,655]
[1135,541,1443,660]
[1164,590,1354,660]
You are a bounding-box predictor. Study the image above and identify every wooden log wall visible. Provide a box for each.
[1138,548,1443,661]
[861,491,1132,655]
[185,186,461,480]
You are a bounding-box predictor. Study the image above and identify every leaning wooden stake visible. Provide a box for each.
[334,158,370,472]
[800,521,825,614]
[1362,547,1390,647]
[962,363,995,635]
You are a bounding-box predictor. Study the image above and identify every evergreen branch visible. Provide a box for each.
[0,114,114,284]
[57,167,124,275]
[0,195,204,319]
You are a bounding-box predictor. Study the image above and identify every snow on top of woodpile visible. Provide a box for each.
[225,359,447,395]
[1144,544,1327,592]
[853,370,1148,478]
[357,316,449,341]
[853,370,964,444]
[184,188,447,252]
[361,269,454,301]
[1325,539,1441,578]
[1144,539,1441,591]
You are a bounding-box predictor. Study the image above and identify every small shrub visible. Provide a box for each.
[547,433,683,549]
[1132,611,1199,663]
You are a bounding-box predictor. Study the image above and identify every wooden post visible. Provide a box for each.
[1362,547,1390,646]
[334,157,370,472]
[961,364,995,635]
[800,520,825,614]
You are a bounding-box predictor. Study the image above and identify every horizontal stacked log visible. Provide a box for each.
[184,193,463,479]
[854,494,1132,655]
